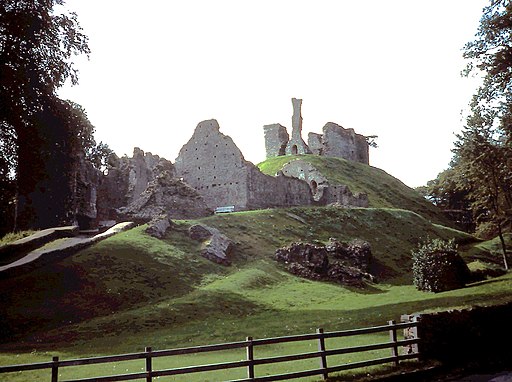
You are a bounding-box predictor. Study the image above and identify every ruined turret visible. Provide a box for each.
[263,98,370,165]
[286,98,311,155]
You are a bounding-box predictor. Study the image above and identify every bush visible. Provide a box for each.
[412,238,470,292]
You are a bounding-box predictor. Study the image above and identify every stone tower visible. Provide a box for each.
[286,98,311,155]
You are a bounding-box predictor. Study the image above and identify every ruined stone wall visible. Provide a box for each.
[124,148,165,203]
[354,135,370,164]
[322,122,369,164]
[321,185,369,207]
[280,159,368,207]
[73,154,101,228]
[97,148,174,221]
[245,167,313,209]
[175,120,315,211]
[174,119,249,211]
[307,133,323,155]
[263,124,289,158]
[286,98,311,155]
[263,99,369,164]
[280,159,328,202]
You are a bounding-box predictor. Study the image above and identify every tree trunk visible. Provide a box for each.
[497,223,509,271]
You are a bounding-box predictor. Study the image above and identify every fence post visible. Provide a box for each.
[388,320,399,366]
[246,336,254,380]
[145,346,152,382]
[317,328,328,380]
[401,314,420,356]
[51,356,59,382]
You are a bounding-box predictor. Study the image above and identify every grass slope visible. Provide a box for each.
[0,208,490,347]
[258,155,451,226]
[1,207,511,380]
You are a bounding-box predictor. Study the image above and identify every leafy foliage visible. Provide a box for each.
[463,0,512,142]
[65,101,114,172]
[422,1,512,269]
[412,239,470,293]
[0,0,91,230]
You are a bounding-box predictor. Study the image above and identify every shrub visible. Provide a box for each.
[412,238,470,292]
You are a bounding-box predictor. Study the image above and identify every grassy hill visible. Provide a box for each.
[1,157,510,381]
[258,155,451,226]
[1,207,506,352]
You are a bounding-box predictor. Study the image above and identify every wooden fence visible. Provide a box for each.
[0,319,419,381]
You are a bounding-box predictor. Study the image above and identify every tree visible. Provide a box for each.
[459,0,512,270]
[0,0,90,230]
[418,167,474,232]
[65,101,114,172]
[463,0,512,141]
[453,106,512,269]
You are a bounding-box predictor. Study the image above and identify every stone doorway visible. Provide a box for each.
[291,145,298,155]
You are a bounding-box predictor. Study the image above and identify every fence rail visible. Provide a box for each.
[0,319,419,381]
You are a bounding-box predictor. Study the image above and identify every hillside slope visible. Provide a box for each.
[258,155,450,226]
[1,207,485,353]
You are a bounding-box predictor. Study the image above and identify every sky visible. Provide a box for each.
[57,0,488,188]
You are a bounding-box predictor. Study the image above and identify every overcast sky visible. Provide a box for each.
[58,0,487,188]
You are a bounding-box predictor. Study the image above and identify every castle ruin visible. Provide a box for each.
[71,99,370,231]
[264,98,369,164]
[174,119,313,212]
[174,118,368,212]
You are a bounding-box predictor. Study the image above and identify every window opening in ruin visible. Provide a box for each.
[311,180,318,195]
[292,145,298,155]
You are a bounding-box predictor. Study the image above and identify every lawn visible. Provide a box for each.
[0,206,509,381]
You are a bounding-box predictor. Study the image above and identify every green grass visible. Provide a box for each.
[0,206,509,381]
[0,230,37,246]
[2,272,511,381]
[258,155,452,226]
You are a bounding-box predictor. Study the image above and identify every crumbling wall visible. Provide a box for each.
[73,154,101,229]
[322,122,369,164]
[263,124,289,158]
[97,148,175,221]
[286,98,311,155]
[280,159,329,201]
[321,184,369,207]
[246,167,313,209]
[307,132,323,155]
[175,119,315,211]
[280,159,368,207]
[262,99,370,164]
[117,168,211,222]
[174,119,250,211]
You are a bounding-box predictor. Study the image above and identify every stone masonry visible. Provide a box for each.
[280,159,368,207]
[174,119,313,212]
[264,98,370,165]
[69,100,372,232]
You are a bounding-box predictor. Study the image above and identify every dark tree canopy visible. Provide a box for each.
[0,0,90,231]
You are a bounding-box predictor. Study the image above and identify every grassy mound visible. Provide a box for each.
[0,207,488,350]
[258,155,451,226]
[1,206,511,381]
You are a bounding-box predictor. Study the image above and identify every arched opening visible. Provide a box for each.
[291,144,298,155]
[310,180,318,195]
